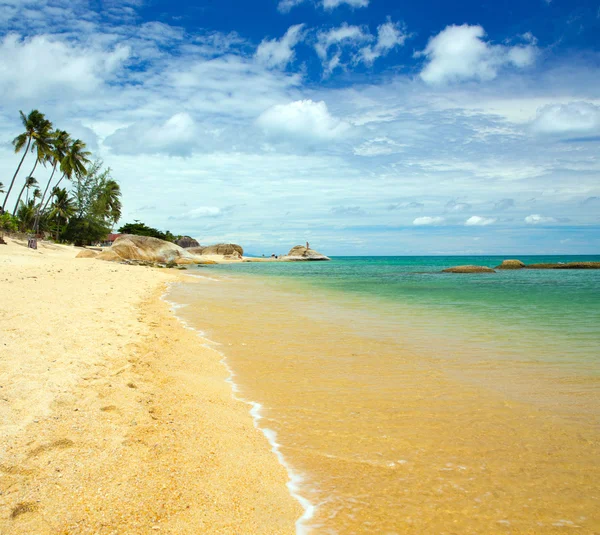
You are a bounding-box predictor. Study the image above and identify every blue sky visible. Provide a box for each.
[0,0,599,255]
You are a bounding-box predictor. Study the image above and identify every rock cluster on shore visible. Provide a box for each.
[442,265,496,273]
[187,243,244,258]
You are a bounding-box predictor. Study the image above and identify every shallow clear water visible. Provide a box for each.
[169,256,600,534]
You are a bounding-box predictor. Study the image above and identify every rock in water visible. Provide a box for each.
[282,245,331,261]
[496,259,525,270]
[175,236,200,248]
[97,234,199,264]
[442,265,496,273]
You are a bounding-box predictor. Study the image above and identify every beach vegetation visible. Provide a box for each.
[118,221,177,242]
[3,109,120,247]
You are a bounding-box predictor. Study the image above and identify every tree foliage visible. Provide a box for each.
[118,222,177,242]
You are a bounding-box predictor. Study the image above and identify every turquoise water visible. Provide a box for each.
[198,256,600,368]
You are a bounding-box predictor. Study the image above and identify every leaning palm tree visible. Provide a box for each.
[41,138,90,212]
[32,129,73,233]
[2,110,48,212]
[49,187,75,241]
[16,199,37,233]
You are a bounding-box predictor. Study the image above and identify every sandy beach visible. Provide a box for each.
[0,238,300,534]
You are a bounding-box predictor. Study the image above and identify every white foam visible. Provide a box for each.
[161,282,317,534]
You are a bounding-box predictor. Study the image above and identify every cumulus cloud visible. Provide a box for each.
[413,216,444,226]
[525,214,557,224]
[531,101,600,136]
[465,215,496,226]
[357,19,408,65]
[277,0,306,13]
[256,99,350,141]
[418,25,537,84]
[0,33,129,99]
[255,24,304,69]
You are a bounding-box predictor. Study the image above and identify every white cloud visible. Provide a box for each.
[357,19,408,65]
[323,0,369,8]
[465,215,496,226]
[255,24,304,69]
[0,33,129,99]
[315,23,371,74]
[413,216,445,226]
[104,113,198,157]
[525,214,557,224]
[531,101,600,136]
[418,25,537,84]
[256,99,350,141]
[276,0,306,13]
[353,136,405,156]
[175,206,222,219]
[446,200,471,212]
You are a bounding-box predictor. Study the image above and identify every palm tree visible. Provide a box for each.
[12,176,37,217]
[2,110,48,212]
[100,179,122,226]
[41,138,91,212]
[34,129,70,221]
[32,188,41,201]
[0,182,4,194]
[49,187,75,241]
[16,199,37,233]
[24,176,38,204]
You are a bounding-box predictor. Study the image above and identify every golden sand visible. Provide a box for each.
[0,239,300,534]
[170,274,600,534]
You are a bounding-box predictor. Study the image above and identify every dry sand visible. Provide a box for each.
[0,238,300,534]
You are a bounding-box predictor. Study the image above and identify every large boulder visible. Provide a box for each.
[198,243,243,257]
[281,245,331,261]
[186,246,205,255]
[175,236,200,248]
[76,249,98,259]
[442,265,496,273]
[99,234,199,264]
[495,259,525,270]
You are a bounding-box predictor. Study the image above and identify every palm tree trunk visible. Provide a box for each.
[12,182,29,216]
[41,173,65,212]
[33,162,56,234]
[2,137,31,212]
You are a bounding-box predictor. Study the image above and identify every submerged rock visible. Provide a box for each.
[281,245,331,261]
[526,261,600,269]
[496,259,525,270]
[442,265,496,273]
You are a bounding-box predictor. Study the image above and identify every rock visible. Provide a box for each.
[526,261,600,269]
[281,245,331,261]
[175,236,200,248]
[442,265,496,273]
[495,259,525,270]
[186,247,205,255]
[99,234,200,264]
[76,249,98,259]
[198,243,244,257]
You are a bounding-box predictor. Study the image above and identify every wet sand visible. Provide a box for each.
[169,272,600,534]
[0,239,300,534]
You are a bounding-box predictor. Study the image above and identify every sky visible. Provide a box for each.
[0,0,599,255]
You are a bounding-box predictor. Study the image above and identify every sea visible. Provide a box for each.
[166,256,600,534]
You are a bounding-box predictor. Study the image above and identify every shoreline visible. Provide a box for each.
[162,286,316,533]
[0,239,301,534]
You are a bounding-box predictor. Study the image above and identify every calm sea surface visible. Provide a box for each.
[168,256,600,534]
